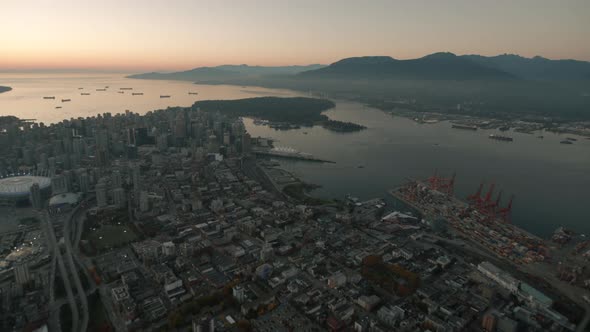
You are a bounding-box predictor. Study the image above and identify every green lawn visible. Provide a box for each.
[86,224,137,250]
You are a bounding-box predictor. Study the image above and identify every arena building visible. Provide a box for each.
[0,175,51,206]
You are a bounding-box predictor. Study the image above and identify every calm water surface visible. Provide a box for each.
[0,73,303,123]
[1,73,589,238]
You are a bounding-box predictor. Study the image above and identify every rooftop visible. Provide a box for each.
[0,175,51,197]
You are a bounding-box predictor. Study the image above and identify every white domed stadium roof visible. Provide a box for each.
[0,176,51,198]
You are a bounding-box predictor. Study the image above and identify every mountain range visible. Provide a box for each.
[129,53,590,82]
[298,53,514,80]
[463,54,590,80]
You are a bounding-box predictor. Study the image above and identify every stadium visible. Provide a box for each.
[0,175,51,205]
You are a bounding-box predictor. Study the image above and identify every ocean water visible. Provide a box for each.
[0,73,303,123]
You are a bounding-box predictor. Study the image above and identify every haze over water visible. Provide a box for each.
[0,73,304,124]
[1,73,589,238]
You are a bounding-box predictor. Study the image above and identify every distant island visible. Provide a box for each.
[322,119,366,132]
[0,86,11,93]
[192,97,365,132]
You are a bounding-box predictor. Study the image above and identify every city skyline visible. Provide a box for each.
[2,0,590,71]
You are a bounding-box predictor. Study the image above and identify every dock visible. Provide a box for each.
[388,179,546,265]
[251,148,334,163]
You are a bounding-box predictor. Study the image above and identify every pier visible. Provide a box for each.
[251,147,334,163]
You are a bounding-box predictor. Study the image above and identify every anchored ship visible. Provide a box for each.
[489,134,513,142]
[452,124,478,130]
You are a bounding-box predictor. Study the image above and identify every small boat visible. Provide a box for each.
[566,137,577,141]
[160,95,171,98]
[81,93,90,96]
[120,87,133,90]
[537,135,544,139]
[61,99,71,102]
[302,132,308,135]
[560,140,573,145]
[132,92,143,96]
[43,96,55,99]
[55,106,62,109]
[188,92,198,95]
[357,165,365,169]
[78,87,83,90]
[96,88,106,91]
[105,86,109,88]
[118,91,124,94]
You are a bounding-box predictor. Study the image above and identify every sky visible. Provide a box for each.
[1,0,589,71]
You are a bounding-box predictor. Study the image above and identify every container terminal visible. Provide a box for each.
[389,173,547,265]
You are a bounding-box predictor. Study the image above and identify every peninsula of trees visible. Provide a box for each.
[192,97,365,132]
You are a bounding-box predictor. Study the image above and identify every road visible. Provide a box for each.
[42,211,80,332]
[62,205,90,332]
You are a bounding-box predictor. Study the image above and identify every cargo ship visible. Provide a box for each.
[132,92,143,96]
[489,134,513,142]
[160,95,171,98]
[43,96,55,99]
[61,99,71,102]
[452,124,478,130]
[81,93,90,96]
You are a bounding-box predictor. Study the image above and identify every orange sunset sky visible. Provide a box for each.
[1,0,589,72]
